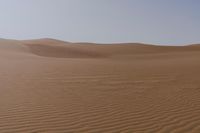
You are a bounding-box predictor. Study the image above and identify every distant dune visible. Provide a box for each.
[1,38,200,58]
[0,38,200,132]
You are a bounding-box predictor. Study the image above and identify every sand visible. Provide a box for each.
[0,38,200,133]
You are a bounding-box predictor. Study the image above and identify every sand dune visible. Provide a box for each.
[1,38,200,132]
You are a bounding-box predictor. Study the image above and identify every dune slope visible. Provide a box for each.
[0,38,200,133]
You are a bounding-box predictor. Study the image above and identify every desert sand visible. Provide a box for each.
[0,38,200,133]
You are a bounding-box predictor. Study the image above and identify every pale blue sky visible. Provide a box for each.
[0,0,199,45]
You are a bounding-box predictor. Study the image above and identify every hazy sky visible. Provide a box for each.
[0,0,200,45]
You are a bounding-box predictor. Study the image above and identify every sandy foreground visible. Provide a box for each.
[0,38,200,133]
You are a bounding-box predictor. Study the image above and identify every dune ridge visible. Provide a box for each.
[1,38,199,58]
[23,39,200,58]
[0,38,200,132]
[1,38,200,59]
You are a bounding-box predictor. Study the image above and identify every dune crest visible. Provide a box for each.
[1,38,200,59]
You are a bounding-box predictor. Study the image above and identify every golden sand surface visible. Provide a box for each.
[0,38,200,133]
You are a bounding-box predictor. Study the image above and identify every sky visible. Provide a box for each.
[0,0,200,45]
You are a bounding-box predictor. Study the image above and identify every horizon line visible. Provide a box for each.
[0,37,199,46]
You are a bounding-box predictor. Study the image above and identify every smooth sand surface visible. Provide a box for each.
[0,38,200,133]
